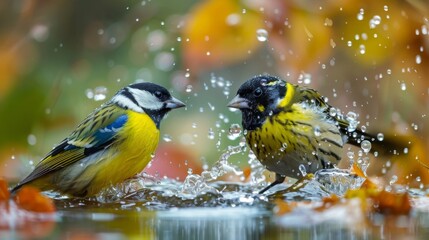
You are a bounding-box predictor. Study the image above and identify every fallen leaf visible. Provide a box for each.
[0,178,9,201]
[14,186,55,213]
[372,190,411,215]
[315,194,341,211]
[274,199,297,215]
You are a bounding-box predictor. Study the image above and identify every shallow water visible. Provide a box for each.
[3,175,429,240]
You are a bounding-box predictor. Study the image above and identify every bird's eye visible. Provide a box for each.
[154,91,162,98]
[254,88,262,97]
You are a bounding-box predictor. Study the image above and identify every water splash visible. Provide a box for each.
[228,123,242,140]
[314,169,365,196]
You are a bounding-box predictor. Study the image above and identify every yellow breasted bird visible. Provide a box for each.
[12,82,185,197]
[228,75,376,194]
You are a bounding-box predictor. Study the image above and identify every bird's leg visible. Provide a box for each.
[258,173,286,194]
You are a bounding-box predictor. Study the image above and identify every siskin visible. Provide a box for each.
[12,82,185,197]
[228,75,375,194]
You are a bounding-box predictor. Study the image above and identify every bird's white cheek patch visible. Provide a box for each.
[111,94,143,113]
[129,89,164,110]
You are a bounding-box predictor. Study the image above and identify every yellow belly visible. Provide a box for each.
[84,110,160,196]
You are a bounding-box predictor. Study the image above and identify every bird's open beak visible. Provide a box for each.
[165,97,186,109]
[227,95,250,109]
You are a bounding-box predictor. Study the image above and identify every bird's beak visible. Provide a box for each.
[165,97,186,109]
[227,95,250,109]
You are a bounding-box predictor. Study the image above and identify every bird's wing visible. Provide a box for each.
[295,86,375,145]
[14,104,129,188]
[293,86,329,108]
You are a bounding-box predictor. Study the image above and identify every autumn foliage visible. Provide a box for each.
[13,186,56,213]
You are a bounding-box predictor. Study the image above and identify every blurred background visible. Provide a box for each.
[1,0,428,187]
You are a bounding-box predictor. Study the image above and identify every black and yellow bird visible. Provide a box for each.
[12,82,185,197]
[228,75,376,194]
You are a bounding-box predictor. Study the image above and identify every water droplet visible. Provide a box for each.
[377,133,384,141]
[359,44,366,54]
[403,148,408,154]
[357,8,364,21]
[163,134,172,142]
[360,140,372,154]
[400,82,406,91]
[389,175,398,185]
[385,160,391,168]
[280,142,288,152]
[208,103,215,111]
[228,123,242,140]
[27,134,37,145]
[346,112,358,132]
[329,108,337,117]
[299,164,307,176]
[324,18,333,26]
[185,85,193,93]
[347,151,355,160]
[384,5,389,11]
[208,128,215,139]
[298,73,312,84]
[86,89,94,99]
[369,15,381,29]
[416,55,422,64]
[256,29,268,42]
[347,41,352,47]
[94,86,108,101]
[422,25,428,35]
[360,125,367,132]
[313,126,321,136]
[226,13,241,26]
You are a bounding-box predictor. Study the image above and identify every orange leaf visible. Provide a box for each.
[372,190,411,215]
[274,199,297,215]
[242,166,251,180]
[315,194,341,211]
[0,178,9,201]
[14,187,55,213]
[351,162,366,178]
[360,178,379,192]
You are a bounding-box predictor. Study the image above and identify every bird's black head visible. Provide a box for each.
[228,75,287,130]
[112,82,185,128]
